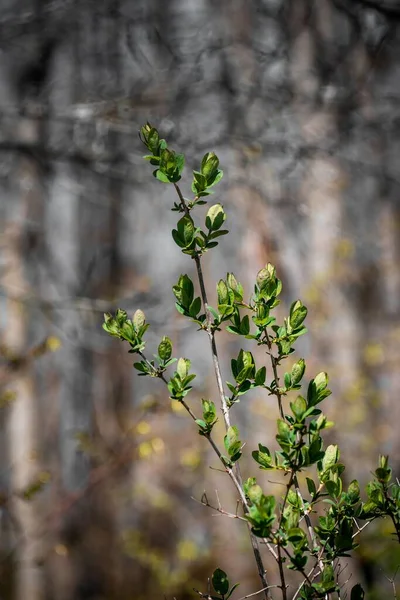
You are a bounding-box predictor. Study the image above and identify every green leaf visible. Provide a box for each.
[173,274,194,309]
[226,582,240,599]
[226,272,243,301]
[209,230,229,240]
[306,477,316,497]
[314,371,328,393]
[202,399,217,425]
[284,372,292,388]
[195,419,207,431]
[252,444,274,469]
[239,314,250,335]
[291,358,306,385]
[277,419,291,438]
[255,366,266,386]
[206,204,226,231]
[291,395,307,421]
[217,279,230,306]
[133,309,146,331]
[235,365,253,386]
[158,336,172,361]
[201,152,219,176]
[189,296,202,318]
[307,372,331,406]
[287,527,306,542]
[320,564,336,592]
[175,153,185,175]
[256,266,272,290]
[172,216,195,249]
[212,568,229,595]
[247,484,263,504]
[224,425,240,452]
[321,445,339,472]
[347,480,360,503]
[155,169,172,183]
[289,300,308,330]
[177,357,189,379]
[207,169,223,188]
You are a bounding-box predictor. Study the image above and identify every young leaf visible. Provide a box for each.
[158,336,172,362]
[133,309,146,331]
[206,204,226,231]
[291,358,306,385]
[177,357,189,379]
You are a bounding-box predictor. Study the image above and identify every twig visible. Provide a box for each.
[263,333,284,420]
[237,585,281,600]
[192,491,248,522]
[277,543,288,600]
[384,565,399,600]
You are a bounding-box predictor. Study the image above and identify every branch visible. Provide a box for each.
[173,183,274,600]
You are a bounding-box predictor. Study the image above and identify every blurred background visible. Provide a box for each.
[1,0,400,599]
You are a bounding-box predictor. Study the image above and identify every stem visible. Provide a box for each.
[383,485,400,543]
[277,544,288,600]
[264,330,329,597]
[293,474,323,567]
[237,585,280,600]
[292,474,329,600]
[173,183,273,600]
[264,333,284,420]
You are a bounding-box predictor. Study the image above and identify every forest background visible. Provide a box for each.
[1,1,400,599]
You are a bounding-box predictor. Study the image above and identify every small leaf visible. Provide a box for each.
[287,527,306,542]
[321,445,339,472]
[247,484,263,504]
[202,399,217,425]
[158,336,172,361]
[255,366,266,386]
[226,582,240,599]
[189,297,202,318]
[217,279,229,306]
[155,169,172,183]
[206,204,226,231]
[290,395,307,421]
[289,300,308,329]
[291,358,306,385]
[240,315,250,335]
[224,425,240,452]
[212,568,229,595]
[252,445,273,469]
[133,309,146,331]
[180,216,195,247]
[347,480,360,503]
[177,357,189,379]
[306,477,316,497]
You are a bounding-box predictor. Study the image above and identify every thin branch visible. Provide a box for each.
[264,333,284,420]
[293,473,325,573]
[237,585,281,600]
[173,183,274,599]
[277,543,288,600]
[192,492,248,522]
[384,565,399,600]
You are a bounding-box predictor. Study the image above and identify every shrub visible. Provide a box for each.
[103,123,400,600]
